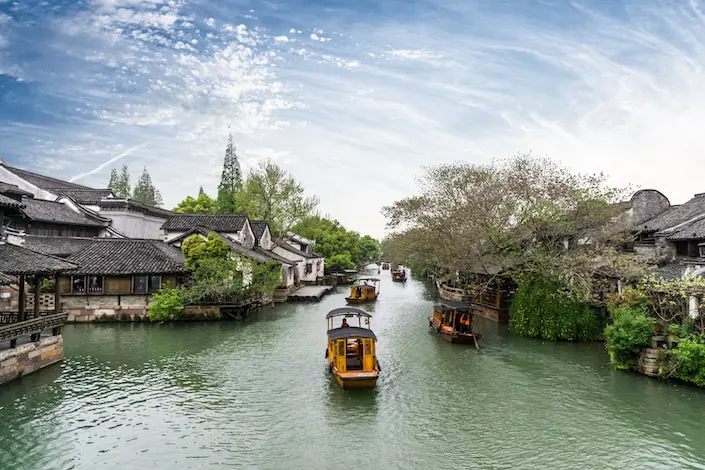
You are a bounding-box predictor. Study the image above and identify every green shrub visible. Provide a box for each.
[603,307,654,370]
[148,288,186,322]
[509,278,602,341]
[40,278,56,293]
[664,335,705,387]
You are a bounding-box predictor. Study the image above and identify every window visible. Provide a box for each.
[305,263,312,274]
[71,276,86,293]
[699,245,705,258]
[133,275,148,294]
[87,275,103,293]
[149,276,162,292]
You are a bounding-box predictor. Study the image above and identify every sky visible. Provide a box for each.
[1,0,704,238]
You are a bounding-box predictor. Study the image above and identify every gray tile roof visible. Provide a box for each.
[0,193,24,209]
[0,242,78,274]
[66,239,185,275]
[638,194,705,233]
[0,182,33,198]
[97,198,173,218]
[665,216,705,241]
[51,188,113,204]
[21,235,96,257]
[250,221,268,241]
[3,165,92,191]
[255,247,296,265]
[20,197,108,227]
[274,238,320,259]
[0,272,17,285]
[161,214,248,232]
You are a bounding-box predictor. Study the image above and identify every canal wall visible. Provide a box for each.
[0,335,63,385]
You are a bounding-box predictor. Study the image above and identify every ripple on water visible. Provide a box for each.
[3,279,705,469]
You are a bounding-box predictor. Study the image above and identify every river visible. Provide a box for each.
[2,273,705,469]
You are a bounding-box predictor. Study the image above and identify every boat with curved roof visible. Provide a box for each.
[325,307,380,390]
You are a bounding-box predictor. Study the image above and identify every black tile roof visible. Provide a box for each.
[0,182,33,198]
[664,216,705,241]
[21,235,96,257]
[254,246,296,265]
[20,197,108,227]
[0,242,78,275]
[3,165,92,191]
[250,221,268,241]
[161,214,248,232]
[97,198,173,218]
[638,194,705,233]
[0,193,24,209]
[51,188,114,204]
[66,239,185,275]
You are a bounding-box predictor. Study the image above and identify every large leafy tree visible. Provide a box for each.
[382,153,641,301]
[216,133,243,213]
[132,166,163,207]
[108,164,131,198]
[237,160,319,236]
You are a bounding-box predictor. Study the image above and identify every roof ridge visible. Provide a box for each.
[4,164,95,190]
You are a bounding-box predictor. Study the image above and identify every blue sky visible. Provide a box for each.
[1,0,703,237]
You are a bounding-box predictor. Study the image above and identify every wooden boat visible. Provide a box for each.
[391,269,407,282]
[381,262,390,270]
[345,278,380,304]
[325,307,380,390]
[428,301,480,350]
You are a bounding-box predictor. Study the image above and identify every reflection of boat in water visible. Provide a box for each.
[381,262,390,270]
[325,307,380,390]
[391,269,407,282]
[345,278,380,304]
[428,301,480,350]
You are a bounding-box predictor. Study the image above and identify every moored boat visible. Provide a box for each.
[325,307,380,390]
[345,278,380,304]
[428,301,480,350]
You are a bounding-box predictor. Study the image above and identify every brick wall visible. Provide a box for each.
[0,335,64,385]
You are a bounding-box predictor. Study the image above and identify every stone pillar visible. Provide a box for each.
[54,273,60,315]
[34,275,41,320]
[18,274,25,322]
[689,295,699,319]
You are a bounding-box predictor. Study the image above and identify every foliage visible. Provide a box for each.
[663,335,705,387]
[326,253,356,272]
[148,288,186,321]
[40,278,55,293]
[249,260,284,295]
[132,166,163,207]
[509,277,602,341]
[217,133,243,213]
[174,192,216,213]
[183,257,245,305]
[382,153,642,302]
[181,233,230,271]
[603,307,654,370]
[236,159,319,236]
[108,165,131,198]
[293,215,380,271]
[605,287,653,315]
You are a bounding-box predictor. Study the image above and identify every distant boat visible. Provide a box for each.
[428,301,480,350]
[345,278,380,304]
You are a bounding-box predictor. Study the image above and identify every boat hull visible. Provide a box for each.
[345,297,375,304]
[428,317,481,348]
[334,371,379,390]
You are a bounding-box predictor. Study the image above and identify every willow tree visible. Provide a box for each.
[382,153,643,301]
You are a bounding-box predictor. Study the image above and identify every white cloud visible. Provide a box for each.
[205,17,215,27]
[273,35,289,43]
[388,49,441,60]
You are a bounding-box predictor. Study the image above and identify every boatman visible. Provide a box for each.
[341,318,349,328]
[460,312,471,332]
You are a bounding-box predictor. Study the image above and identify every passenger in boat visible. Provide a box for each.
[459,312,471,333]
[341,318,349,328]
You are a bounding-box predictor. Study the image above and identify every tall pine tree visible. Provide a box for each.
[132,166,163,207]
[216,133,243,213]
[108,164,132,198]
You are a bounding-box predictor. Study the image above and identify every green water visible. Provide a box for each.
[2,276,705,469]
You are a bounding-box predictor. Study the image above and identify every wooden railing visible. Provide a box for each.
[0,312,68,343]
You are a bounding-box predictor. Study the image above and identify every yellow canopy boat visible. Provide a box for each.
[325,307,380,390]
[345,278,380,304]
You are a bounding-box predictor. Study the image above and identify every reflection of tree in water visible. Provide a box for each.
[419,280,440,302]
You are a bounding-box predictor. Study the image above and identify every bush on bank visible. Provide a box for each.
[603,306,653,370]
[148,288,186,321]
[509,277,602,341]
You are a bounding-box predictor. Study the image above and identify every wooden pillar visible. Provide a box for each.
[18,274,25,322]
[54,273,61,314]
[496,280,501,308]
[34,275,41,320]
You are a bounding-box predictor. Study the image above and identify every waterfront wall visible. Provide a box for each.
[0,335,63,385]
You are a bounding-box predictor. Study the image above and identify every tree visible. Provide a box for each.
[132,166,163,207]
[382,152,640,301]
[237,160,319,236]
[216,133,243,213]
[108,164,131,198]
[174,192,216,213]
[181,233,230,271]
[198,185,205,196]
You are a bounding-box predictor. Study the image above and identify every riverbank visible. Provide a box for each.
[1,275,705,469]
